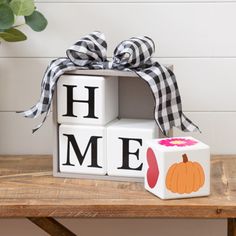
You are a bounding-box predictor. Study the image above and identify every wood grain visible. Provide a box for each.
[0,112,52,155]
[1,112,235,155]
[28,217,76,236]
[0,155,235,218]
[228,218,236,236]
[1,58,235,112]
[1,3,236,57]
[173,112,236,154]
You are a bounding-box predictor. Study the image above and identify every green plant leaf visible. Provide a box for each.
[0,0,10,3]
[25,10,47,32]
[0,28,27,41]
[10,0,34,16]
[0,4,14,29]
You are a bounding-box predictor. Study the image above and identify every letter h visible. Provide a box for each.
[62,84,99,119]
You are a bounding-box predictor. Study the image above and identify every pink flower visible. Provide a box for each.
[159,138,197,147]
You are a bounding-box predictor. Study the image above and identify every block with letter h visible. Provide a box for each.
[56,74,159,180]
[57,75,118,125]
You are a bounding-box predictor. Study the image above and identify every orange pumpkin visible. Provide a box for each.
[165,154,205,194]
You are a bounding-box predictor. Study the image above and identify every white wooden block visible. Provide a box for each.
[144,137,210,199]
[59,124,106,175]
[57,75,118,125]
[107,119,159,178]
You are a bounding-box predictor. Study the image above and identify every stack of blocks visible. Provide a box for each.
[57,75,159,180]
[56,73,210,199]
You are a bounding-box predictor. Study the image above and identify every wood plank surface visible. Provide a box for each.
[1,58,236,112]
[1,3,236,58]
[0,155,235,218]
[1,112,236,155]
[173,112,236,154]
[0,112,52,155]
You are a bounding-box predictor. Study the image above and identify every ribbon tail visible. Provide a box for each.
[180,113,201,133]
[17,102,46,119]
[19,57,78,132]
[32,108,51,134]
[134,63,201,136]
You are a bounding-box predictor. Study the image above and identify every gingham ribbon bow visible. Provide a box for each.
[19,31,200,136]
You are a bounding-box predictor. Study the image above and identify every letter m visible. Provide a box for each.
[62,134,102,168]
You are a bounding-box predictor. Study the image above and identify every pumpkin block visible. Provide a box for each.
[144,137,210,199]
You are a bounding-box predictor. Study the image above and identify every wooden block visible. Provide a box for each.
[57,75,118,125]
[106,119,159,178]
[59,124,106,175]
[144,137,210,199]
[53,70,173,181]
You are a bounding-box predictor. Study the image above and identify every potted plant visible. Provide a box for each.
[0,0,47,42]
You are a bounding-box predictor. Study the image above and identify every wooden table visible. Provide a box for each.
[0,155,235,236]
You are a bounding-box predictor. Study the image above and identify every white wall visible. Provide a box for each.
[1,2,236,154]
[0,0,233,235]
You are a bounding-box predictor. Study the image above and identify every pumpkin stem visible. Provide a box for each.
[182,154,188,163]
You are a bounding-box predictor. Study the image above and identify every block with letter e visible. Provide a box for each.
[57,75,118,125]
[106,119,159,178]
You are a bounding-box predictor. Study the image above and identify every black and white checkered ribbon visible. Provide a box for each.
[19,31,200,136]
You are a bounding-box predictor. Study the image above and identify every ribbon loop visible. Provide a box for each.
[66,31,107,67]
[19,31,200,136]
[113,36,155,69]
